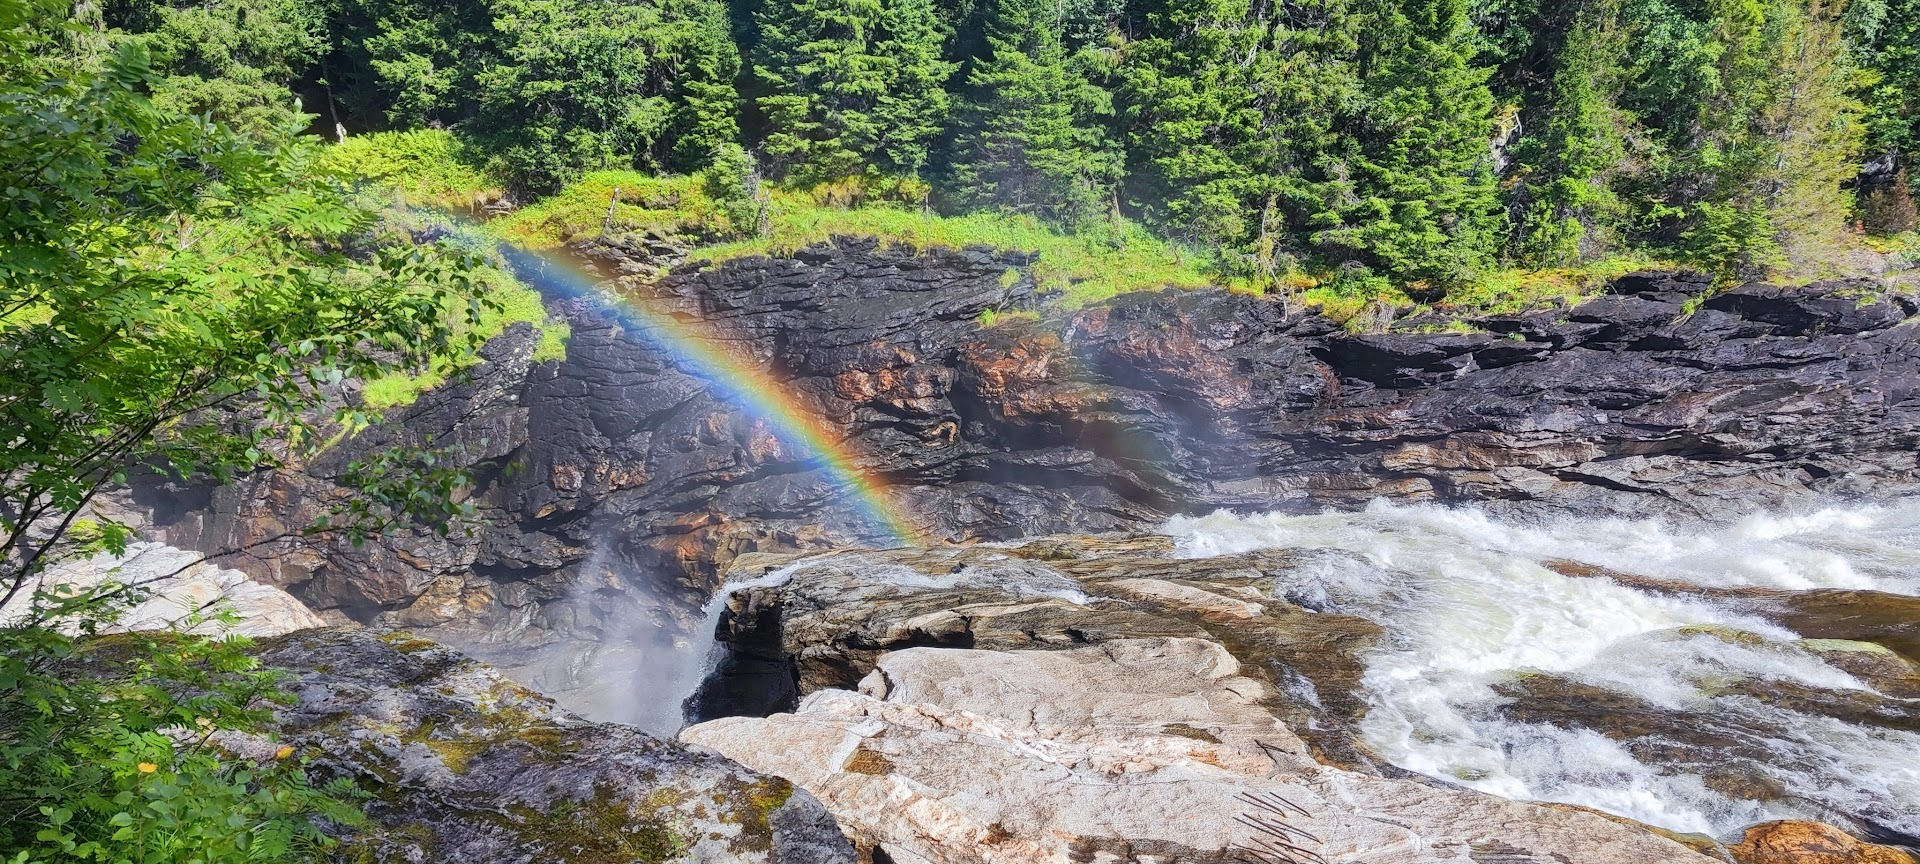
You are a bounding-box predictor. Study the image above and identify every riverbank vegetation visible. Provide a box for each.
[1,1,505,857]
[67,0,1920,310]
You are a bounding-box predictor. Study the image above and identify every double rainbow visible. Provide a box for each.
[485,240,919,548]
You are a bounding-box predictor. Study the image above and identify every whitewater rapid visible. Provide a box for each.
[1164,500,1920,838]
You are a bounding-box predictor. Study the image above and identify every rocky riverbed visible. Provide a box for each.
[108,238,1920,863]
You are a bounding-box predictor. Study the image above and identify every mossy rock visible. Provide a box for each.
[248,625,854,864]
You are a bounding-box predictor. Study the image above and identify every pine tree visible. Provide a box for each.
[1509,12,1626,266]
[471,0,742,194]
[752,0,956,182]
[1119,0,1361,258]
[1760,0,1865,272]
[1853,0,1920,233]
[946,0,1121,223]
[1323,0,1505,289]
[1602,0,1864,276]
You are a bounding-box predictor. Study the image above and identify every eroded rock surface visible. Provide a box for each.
[696,539,1387,770]
[682,638,1714,864]
[1728,821,1918,864]
[122,241,1920,716]
[690,534,1920,859]
[243,626,854,864]
[2,543,324,637]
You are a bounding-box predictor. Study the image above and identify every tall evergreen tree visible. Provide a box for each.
[313,0,495,130]
[1119,0,1361,261]
[107,0,324,137]
[1507,12,1626,265]
[752,0,956,182]
[472,0,741,194]
[1614,0,1862,275]
[946,0,1121,223]
[1853,0,1919,232]
[1325,0,1504,288]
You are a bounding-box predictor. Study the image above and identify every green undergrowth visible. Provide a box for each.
[326,136,1731,355]
[360,271,569,409]
[491,172,1215,306]
[699,190,1216,306]
[323,130,501,212]
[491,170,732,249]
[1299,252,1677,330]
[320,132,570,410]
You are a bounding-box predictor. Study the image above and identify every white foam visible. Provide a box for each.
[1164,500,1920,838]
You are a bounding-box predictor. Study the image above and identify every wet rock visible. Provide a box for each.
[244,626,855,864]
[121,244,1920,716]
[1727,821,1917,864]
[1543,559,1920,665]
[682,638,1716,864]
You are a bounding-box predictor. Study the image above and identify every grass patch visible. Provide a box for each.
[1294,253,1675,331]
[321,133,573,410]
[360,266,569,409]
[486,173,1215,306]
[490,171,730,249]
[321,130,500,212]
[1435,253,1674,316]
[696,190,1214,306]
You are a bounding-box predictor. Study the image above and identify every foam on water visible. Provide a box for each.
[1164,500,1920,838]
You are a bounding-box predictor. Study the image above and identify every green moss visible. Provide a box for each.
[495,786,693,863]
[376,632,443,655]
[977,308,1040,328]
[359,265,567,409]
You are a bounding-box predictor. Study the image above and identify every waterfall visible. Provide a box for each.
[1165,500,1920,838]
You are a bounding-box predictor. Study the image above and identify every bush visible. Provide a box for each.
[319,130,500,211]
[0,591,361,863]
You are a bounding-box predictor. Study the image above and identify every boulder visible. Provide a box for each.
[243,626,855,864]
[4,542,324,637]
[682,638,1715,864]
[1727,821,1917,864]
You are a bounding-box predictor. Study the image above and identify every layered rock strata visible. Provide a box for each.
[124,240,1920,713]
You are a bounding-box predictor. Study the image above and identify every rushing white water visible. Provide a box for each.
[1164,499,1920,839]
[642,561,817,733]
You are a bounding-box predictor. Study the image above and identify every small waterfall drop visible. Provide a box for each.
[642,561,814,734]
[1165,499,1920,839]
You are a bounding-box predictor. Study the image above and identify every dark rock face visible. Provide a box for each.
[238,626,855,863]
[129,241,1920,703]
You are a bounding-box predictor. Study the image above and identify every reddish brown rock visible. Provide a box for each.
[1728,821,1917,864]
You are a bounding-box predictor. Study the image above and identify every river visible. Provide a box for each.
[1165,500,1920,840]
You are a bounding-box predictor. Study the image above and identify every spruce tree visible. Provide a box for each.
[1509,13,1626,266]
[1325,0,1504,289]
[472,0,741,194]
[752,0,956,182]
[946,0,1121,223]
[1119,0,1361,260]
[1853,0,1919,232]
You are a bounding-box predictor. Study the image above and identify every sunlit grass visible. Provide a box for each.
[358,262,570,409]
[490,171,729,249]
[321,130,500,212]
[1437,253,1675,316]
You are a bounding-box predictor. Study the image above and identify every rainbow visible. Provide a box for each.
[480,240,920,548]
